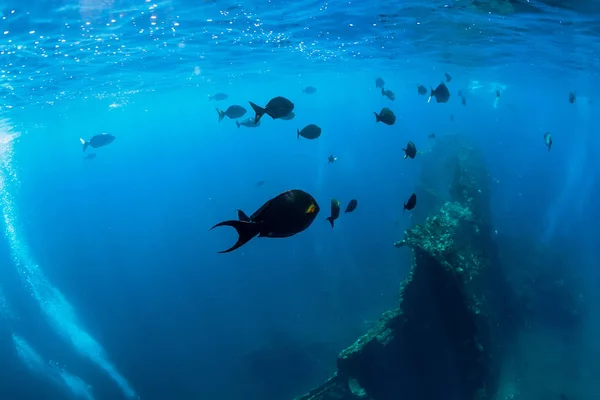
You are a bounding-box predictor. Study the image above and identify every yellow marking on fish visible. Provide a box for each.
[306,203,316,214]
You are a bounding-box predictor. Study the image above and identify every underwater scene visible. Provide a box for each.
[0,0,599,399]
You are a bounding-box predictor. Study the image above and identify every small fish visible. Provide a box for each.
[445,72,452,82]
[326,199,341,228]
[382,88,395,101]
[249,96,295,123]
[429,83,450,103]
[404,193,417,211]
[80,133,115,152]
[345,199,357,213]
[211,189,320,253]
[236,117,261,128]
[544,132,552,151]
[428,132,436,139]
[569,91,576,103]
[216,105,247,122]
[374,107,396,125]
[376,77,385,88]
[328,155,337,163]
[297,124,322,140]
[302,86,317,94]
[460,96,466,106]
[208,93,228,101]
[83,153,97,160]
[255,180,266,187]
[417,85,428,95]
[280,111,295,120]
[496,89,501,98]
[403,141,417,159]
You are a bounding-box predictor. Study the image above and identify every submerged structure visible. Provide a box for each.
[293,136,514,400]
[290,135,588,400]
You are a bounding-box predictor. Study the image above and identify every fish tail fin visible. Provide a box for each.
[210,220,260,253]
[428,89,434,103]
[326,217,334,228]
[297,129,300,139]
[79,138,89,152]
[403,150,408,159]
[373,112,380,123]
[381,88,385,96]
[236,121,240,128]
[249,101,266,123]
[216,108,225,122]
[403,203,406,213]
[236,210,251,222]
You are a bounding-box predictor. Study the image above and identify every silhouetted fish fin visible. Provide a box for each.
[326,217,335,228]
[79,138,89,152]
[402,149,407,159]
[237,210,251,222]
[249,101,266,124]
[216,108,225,123]
[236,120,240,128]
[381,88,385,96]
[297,129,300,139]
[210,220,260,253]
[373,112,380,123]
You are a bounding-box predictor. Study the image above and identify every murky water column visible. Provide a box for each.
[0,119,138,400]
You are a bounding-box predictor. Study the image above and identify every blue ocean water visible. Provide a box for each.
[0,0,599,399]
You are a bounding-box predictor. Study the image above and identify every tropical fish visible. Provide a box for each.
[374,107,396,125]
[297,124,322,140]
[211,189,319,253]
[216,105,247,122]
[404,193,417,211]
[79,133,115,152]
[208,93,228,101]
[326,199,341,228]
[429,83,450,103]
[345,199,357,213]
[249,96,294,123]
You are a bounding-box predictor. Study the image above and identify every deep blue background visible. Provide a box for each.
[1,66,599,399]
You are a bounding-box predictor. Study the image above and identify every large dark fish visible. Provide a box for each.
[382,88,395,101]
[297,124,321,140]
[403,141,417,159]
[345,199,357,213]
[211,189,319,253]
[208,93,228,101]
[429,83,450,103]
[236,117,261,128]
[404,193,417,211]
[544,132,552,151]
[374,107,396,125]
[326,199,340,228]
[217,105,247,122]
[302,86,317,94]
[376,77,385,88]
[280,111,295,121]
[249,96,294,123]
[417,85,428,95]
[80,133,115,152]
